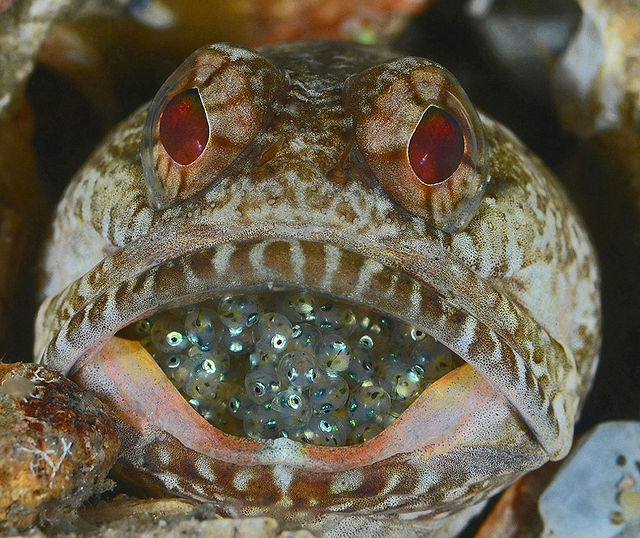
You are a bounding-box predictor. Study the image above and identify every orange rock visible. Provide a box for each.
[0,362,120,532]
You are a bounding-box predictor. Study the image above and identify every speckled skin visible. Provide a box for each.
[34,42,600,535]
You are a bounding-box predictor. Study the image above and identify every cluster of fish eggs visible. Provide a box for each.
[132,291,462,447]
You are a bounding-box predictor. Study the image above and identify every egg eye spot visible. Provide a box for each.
[159,88,209,165]
[408,106,464,185]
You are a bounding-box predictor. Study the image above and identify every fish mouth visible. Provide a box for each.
[113,286,466,447]
[38,224,574,467]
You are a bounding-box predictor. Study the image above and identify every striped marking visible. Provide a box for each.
[322,244,342,289]
[248,241,269,276]
[43,236,573,457]
[156,445,171,466]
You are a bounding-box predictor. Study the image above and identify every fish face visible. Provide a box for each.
[34,41,600,532]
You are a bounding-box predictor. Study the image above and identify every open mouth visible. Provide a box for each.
[41,232,570,466]
[116,289,464,447]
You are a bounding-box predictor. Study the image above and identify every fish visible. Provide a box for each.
[33,41,600,535]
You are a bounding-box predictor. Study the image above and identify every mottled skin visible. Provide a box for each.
[34,42,600,536]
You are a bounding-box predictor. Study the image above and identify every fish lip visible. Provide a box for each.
[76,342,546,516]
[74,345,542,473]
[37,223,575,459]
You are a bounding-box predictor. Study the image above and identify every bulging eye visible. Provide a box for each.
[345,57,489,232]
[141,44,284,208]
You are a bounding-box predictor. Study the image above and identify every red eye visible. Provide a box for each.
[159,88,209,165]
[408,106,464,185]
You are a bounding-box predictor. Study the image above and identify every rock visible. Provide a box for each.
[553,0,640,137]
[477,421,640,537]
[538,421,640,538]
[0,362,120,533]
[80,496,202,525]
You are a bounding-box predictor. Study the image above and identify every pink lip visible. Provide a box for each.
[73,335,520,473]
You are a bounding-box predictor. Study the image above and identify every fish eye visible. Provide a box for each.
[141,43,284,208]
[344,56,490,233]
[408,105,464,185]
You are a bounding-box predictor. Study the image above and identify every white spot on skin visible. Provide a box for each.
[523,338,536,364]
[478,221,497,275]
[456,316,477,356]
[414,467,441,493]
[160,473,180,491]
[213,243,236,275]
[353,258,383,295]
[126,205,154,240]
[195,456,216,482]
[505,309,520,335]
[157,445,171,466]
[488,331,503,365]
[451,232,478,267]
[243,506,266,517]
[322,244,342,289]
[233,469,254,491]
[504,224,524,277]
[248,241,268,276]
[408,282,423,318]
[329,469,364,495]
[191,483,207,496]
[255,437,310,468]
[288,240,306,278]
[381,473,402,496]
[328,501,355,511]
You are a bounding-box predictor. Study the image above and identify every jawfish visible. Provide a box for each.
[34,42,600,536]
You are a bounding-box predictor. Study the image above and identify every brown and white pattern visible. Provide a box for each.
[34,41,600,535]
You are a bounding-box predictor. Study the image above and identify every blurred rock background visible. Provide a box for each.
[6,0,639,534]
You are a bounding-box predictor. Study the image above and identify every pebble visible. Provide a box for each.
[539,421,640,538]
[0,362,120,532]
